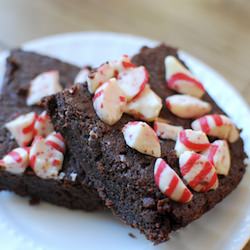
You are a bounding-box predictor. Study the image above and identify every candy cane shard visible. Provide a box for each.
[27,71,62,106]
[74,67,90,84]
[125,85,162,121]
[117,66,148,100]
[191,114,240,143]
[30,136,64,179]
[45,132,65,154]
[122,121,161,157]
[202,140,231,176]
[87,55,135,94]
[179,151,218,192]
[175,129,210,156]
[93,78,127,125]
[154,118,183,141]
[5,112,37,146]
[166,95,211,119]
[0,147,29,174]
[165,56,205,98]
[154,158,193,203]
[34,111,54,137]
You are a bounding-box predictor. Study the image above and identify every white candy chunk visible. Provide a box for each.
[122,121,161,157]
[27,71,62,106]
[34,111,54,137]
[154,158,193,203]
[117,66,148,100]
[5,112,37,146]
[202,140,231,176]
[125,85,162,121]
[191,114,240,143]
[0,147,29,174]
[45,132,65,153]
[165,56,205,98]
[154,118,183,141]
[74,67,90,84]
[166,94,211,119]
[175,129,210,156]
[93,78,127,125]
[30,136,64,179]
[179,151,218,192]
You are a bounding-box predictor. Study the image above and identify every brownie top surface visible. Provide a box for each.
[0,49,90,182]
[46,44,247,243]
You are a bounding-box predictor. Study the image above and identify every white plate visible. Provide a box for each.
[0,32,249,250]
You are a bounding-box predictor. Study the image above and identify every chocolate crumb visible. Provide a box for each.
[128,232,136,239]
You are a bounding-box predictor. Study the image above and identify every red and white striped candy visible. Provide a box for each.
[166,95,211,119]
[125,85,162,121]
[191,114,239,143]
[117,66,148,100]
[74,67,90,84]
[30,136,64,179]
[34,111,54,137]
[179,151,218,192]
[93,78,127,125]
[154,118,183,141]
[165,56,205,98]
[27,71,62,106]
[0,147,29,174]
[5,112,37,146]
[122,121,161,157]
[87,56,135,94]
[202,140,231,176]
[45,132,65,153]
[175,129,210,156]
[154,158,193,203]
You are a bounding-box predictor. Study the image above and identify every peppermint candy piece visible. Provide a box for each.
[154,118,183,141]
[27,71,62,106]
[202,140,230,176]
[154,158,193,203]
[179,151,218,192]
[122,121,161,157]
[30,136,64,179]
[34,111,54,137]
[166,95,211,119]
[175,129,210,156]
[87,55,135,94]
[125,85,162,121]
[74,67,90,84]
[191,114,240,143]
[0,147,29,174]
[93,78,127,125]
[45,132,65,153]
[5,112,37,146]
[117,66,148,100]
[165,56,205,98]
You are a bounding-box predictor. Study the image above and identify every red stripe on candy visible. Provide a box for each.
[165,174,179,196]
[181,153,200,176]
[29,155,36,168]
[203,172,218,191]
[52,159,61,166]
[168,73,205,91]
[22,116,36,134]
[93,90,104,101]
[54,133,64,142]
[154,160,166,186]
[46,141,64,153]
[119,96,126,102]
[213,114,223,126]
[199,116,210,133]
[8,151,22,163]
[122,61,136,69]
[180,130,210,151]
[207,144,219,165]
[179,188,192,203]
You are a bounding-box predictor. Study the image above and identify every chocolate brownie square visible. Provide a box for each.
[0,49,102,210]
[46,44,247,243]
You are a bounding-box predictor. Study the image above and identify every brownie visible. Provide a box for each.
[46,44,247,243]
[0,49,103,211]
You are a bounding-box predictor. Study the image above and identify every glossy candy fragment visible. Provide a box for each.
[165,56,205,98]
[179,151,218,192]
[27,71,62,106]
[122,121,161,157]
[191,114,240,143]
[34,111,54,137]
[45,132,65,154]
[5,112,37,146]
[154,158,193,203]
[175,129,210,156]
[93,78,127,125]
